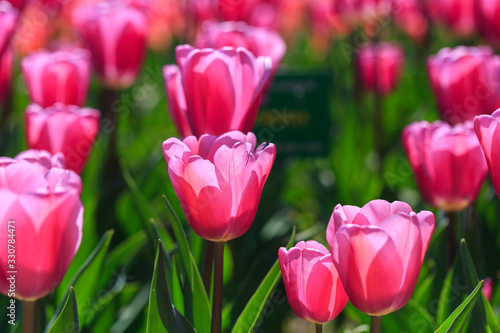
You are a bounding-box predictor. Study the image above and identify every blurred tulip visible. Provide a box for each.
[25,103,100,174]
[5,0,27,10]
[427,46,500,125]
[0,150,83,301]
[483,277,493,302]
[163,45,272,137]
[476,0,500,47]
[393,0,428,43]
[333,0,393,28]
[0,1,18,55]
[74,1,148,89]
[195,21,286,74]
[21,48,90,107]
[0,47,13,107]
[217,0,260,22]
[163,131,276,242]
[355,42,405,95]
[435,0,475,37]
[474,109,500,199]
[403,120,487,211]
[278,240,349,324]
[327,200,435,316]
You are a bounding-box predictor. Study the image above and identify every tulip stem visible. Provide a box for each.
[211,242,225,333]
[370,316,382,333]
[447,211,457,266]
[202,240,215,294]
[315,323,323,333]
[22,300,39,333]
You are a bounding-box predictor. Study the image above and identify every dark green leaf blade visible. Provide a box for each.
[49,287,79,333]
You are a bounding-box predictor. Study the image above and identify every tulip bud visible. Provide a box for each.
[24,103,100,174]
[327,200,435,316]
[278,241,349,324]
[402,120,488,212]
[21,48,91,107]
[0,150,83,301]
[163,131,276,242]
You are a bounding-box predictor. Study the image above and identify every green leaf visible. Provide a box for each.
[231,226,296,333]
[146,240,195,333]
[47,231,114,331]
[459,239,500,332]
[49,287,79,333]
[162,195,211,333]
[437,265,457,325]
[435,280,485,333]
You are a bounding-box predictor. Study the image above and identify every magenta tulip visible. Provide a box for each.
[21,48,91,107]
[0,150,83,301]
[333,0,393,26]
[163,45,272,137]
[355,42,405,95]
[24,103,100,174]
[403,120,488,211]
[393,0,428,42]
[74,1,148,89]
[0,46,12,107]
[427,46,500,125]
[162,131,276,242]
[435,0,476,37]
[195,21,286,74]
[474,109,500,199]
[0,1,17,56]
[476,0,500,55]
[327,200,434,316]
[278,241,349,324]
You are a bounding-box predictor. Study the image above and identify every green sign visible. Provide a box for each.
[254,68,332,157]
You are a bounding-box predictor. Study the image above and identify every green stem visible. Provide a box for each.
[370,316,382,333]
[22,300,39,333]
[316,323,323,333]
[447,211,458,266]
[202,241,215,295]
[211,242,225,333]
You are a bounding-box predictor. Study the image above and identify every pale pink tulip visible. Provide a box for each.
[0,150,83,301]
[278,241,349,324]
[327,200,434,316]
[162,131,276,242]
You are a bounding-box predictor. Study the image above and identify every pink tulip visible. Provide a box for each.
[21,48,91,107]
[74,1,148,89]
[217,0,261,22]
[25,103,100,174]
[195,21,286,74]
[0,150,83,301]
[163,45,272,137]
[355,42,405,95]
[474,109,500,199]
[393,0,429,43]
[327,200,435,316]
[435,0,476,37]
[162,131,276,242]
[0,1,18,55]
[278,241,349,324]
[483,277,493,302]
[476,0,500,48]
[427,46,500,125]
[333,0,393,27]
[0,47,13,107]
[402,120,488,211]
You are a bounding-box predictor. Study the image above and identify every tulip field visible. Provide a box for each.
[3,0,500,332]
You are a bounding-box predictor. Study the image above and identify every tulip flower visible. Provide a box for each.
[24,103,101,174]
[333,0,393,27]
[74,1,148,90]
[163,45,272,137]
[0,149,83,301]
[278,241,349,325]
[427,46,500,125]
[195,21,286,75]
[403,120,488,212]
[393,0,429,43]
[355,42,405,95]
[435,0,476,37]
[0,47,13,107]
[327,200,434,317]
[162,131,276,242]
[0,2,17,55]
[21,48,91,107]
[483,278,493,302]
[476,0,500,55]
[474,109,500,199]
